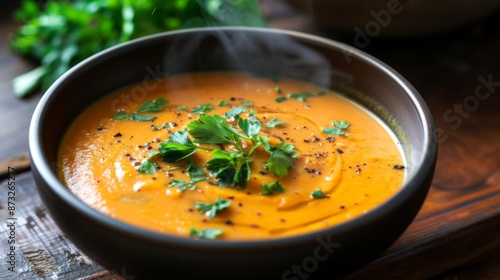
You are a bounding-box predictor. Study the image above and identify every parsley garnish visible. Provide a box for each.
[111,97,168,121]
[168,160,208,191]
[177,105,187,111]
[151,125,161,131]
[275,90,327,103]
[194,198,231,218]
[155,114,299,188]
[218,100,230,106]
[265,118,287,128]
[137,159,159,174]
[323,120,350,136]
[275,86,282,93]
[191,103,214,115]
[241,101,253,106]
[224,106,246,119]
[189,227,223,239]
[260,180,285,195]
[275,96,287,103]
[311,189,326,198]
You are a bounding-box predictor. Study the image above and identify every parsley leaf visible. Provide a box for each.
[206,150,238,187]
[267,142,299,177]
[191,103,214,115]
[224,106,246,119]
[275,96,287,103]
[137,159,159,174]
[265,118,287,128]
[111,97,168,121]
[323,120,350,136]
[168,179,197,192]
[241,101,253,106]
[136,97,168,112]
[238,117,262,138]
[189,227,223,239]
[218,100,230,106]
[193,198,231,218]
[188,114,243,145]
[159,128,198,162]
[260,180,285,195]
[311,189,326,198]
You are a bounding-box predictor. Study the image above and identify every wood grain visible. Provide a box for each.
[0,0,499,279]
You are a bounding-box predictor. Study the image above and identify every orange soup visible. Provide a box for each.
[58,72,405,240]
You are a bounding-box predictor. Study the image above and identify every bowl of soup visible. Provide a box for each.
[29,27,437,279]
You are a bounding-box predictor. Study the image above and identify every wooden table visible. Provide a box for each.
[1,1,499,279]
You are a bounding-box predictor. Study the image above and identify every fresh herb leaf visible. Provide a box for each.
[137,159,159,174]
[265,118,287,128]
[168,179,197,192]
[323,120,350,136]
[267,142,299,177]
[322,128,346,136]
[224,106,246,119]
[136,97,168,112]
[111,97,168,121]
[238,117,262,138]
[191,103,214,115]
[185,159,208,182]
[260,180,285,195]
[247,109,257,116]
[189,227,223,239]
[151,125,161,131]
[206,150,238,187]
[275,86,282,93]
[234,160,251,187]
[311,189,326,198]
[159,128,198,162]
[193,198,231,218]
[241,100,253,106]
[287,92,315,102]
[177,105,187,111]
[275,96,287,103]
[188,114,243,145]
[333,120,350,130]
[218,100,229,106]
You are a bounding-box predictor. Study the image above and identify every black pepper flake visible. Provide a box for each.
[201,218,208,222]
[337,148,344,154]
[339,205,345,209]
[230,97,236,101]
[312,136,320,142]
[97,126,104,131]
[227,196,234,200]
[303,139,310,143]
[187,208,194,212]
[116,140,121,143]
[225,219,234,226]
[280,218,286,223]
[256,211,262,216]
[125,153,131,157]
[113,132,122,137]
[326,137,335,143]
[393,165,405,170]
[258,170,268,175]
[170,122,178,127]
[238,202,243,207]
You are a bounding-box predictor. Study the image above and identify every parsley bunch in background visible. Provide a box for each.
[10,0,267,97]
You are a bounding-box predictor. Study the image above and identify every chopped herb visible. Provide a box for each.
[136,97,168,112]
[224,106,246,119]
[177,105,187,111]
[111,97,168,121]
[247,109,257,116]
[151,125,161,131]
[194,198,231,218]
[191,103,214,115]
[168,160,208,191]
[323,120,350,136]
[311,189,326,198]
[137,159,159,174]
[241,100,253,106]
[218,100,230,106]
[275,96,287,103]
[333,120,350,130]
[189,227,223,239]
[265,118,287,128]
[154,114,298,187]
[275,86,282,93]
[287,92,315,102]
[260,180,285,195]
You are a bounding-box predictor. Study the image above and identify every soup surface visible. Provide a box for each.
[58,72,405,240]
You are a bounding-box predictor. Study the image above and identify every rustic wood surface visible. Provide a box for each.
[1,0,499,279]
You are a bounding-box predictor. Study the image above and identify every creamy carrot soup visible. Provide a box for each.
[58,72,405,240]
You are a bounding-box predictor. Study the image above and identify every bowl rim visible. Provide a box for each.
[29,26,437,250]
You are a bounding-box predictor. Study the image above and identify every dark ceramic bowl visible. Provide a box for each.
[29,27,437,279]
